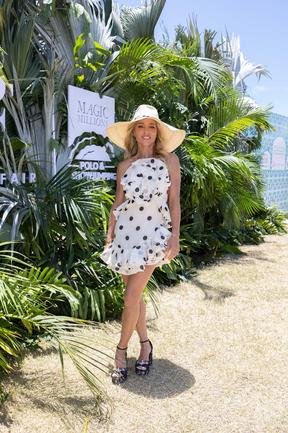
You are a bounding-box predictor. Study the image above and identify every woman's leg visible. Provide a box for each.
[136,297,151,360]
[121,273,147,340]
[115,265,156,367]
[136,297,148,342]
[120,277,149,360]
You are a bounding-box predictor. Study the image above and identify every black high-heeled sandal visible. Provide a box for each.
[135,339,153,376]
[111,345,128,385]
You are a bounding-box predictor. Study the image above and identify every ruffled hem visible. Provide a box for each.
[100,225,172,275]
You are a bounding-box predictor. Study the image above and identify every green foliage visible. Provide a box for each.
[237,207,287,244]
[0,164,109,254]
[0,0,286,408]
[180,139,264,231]
[0,138,119,320]
[73,33,111,87]
[120,0,166,40]
[0,318,21,373]
[70,252,125,321]
[255,206,287,234]
[153,254,196,287]
[0,248,113,402]
[184,206,287,260]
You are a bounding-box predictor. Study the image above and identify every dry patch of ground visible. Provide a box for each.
[1,234,288,433]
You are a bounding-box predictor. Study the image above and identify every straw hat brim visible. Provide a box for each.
[106,116,186,152]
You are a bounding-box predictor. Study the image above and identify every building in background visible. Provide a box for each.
[260,112,288,211]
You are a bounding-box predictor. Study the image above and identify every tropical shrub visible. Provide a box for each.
[0,156,125,320]
[0,131,125,318]
[0,0,284,338]
[0,0,286,413]
[0,246,112,403]
[237,207,287,244]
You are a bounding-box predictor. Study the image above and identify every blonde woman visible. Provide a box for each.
[100,105,185,384]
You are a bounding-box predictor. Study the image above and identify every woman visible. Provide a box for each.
[100,104,185,385]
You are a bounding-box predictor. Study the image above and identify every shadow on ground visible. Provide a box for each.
[0,368,107,428]
[192,278,235,303]
[198,248,278,269]
[224,250,278,264]
[0,402,13,428]
[18,345,59,362]
[0,359,195,428]
[109,358,195,398]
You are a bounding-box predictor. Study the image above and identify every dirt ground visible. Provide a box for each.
[1,233,288,433]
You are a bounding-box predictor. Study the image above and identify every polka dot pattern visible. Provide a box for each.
[100,158,172,275]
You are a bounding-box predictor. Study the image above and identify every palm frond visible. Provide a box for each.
[209,107,272,149]
[69,0,116,50]
[120,0,165,40]
[220,33,271,91]
[31,315,112,403]
[0,251,112,403]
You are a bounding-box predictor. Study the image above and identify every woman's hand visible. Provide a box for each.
[165,235,180,261]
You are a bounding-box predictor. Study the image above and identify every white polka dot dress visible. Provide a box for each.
[100,157,172,275]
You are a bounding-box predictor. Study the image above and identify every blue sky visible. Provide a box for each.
[121,0,288,116]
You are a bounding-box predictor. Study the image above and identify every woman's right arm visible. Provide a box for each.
[105,162,127,245]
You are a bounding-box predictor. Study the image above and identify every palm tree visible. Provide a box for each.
[157,20,274,258]
[179,132,267,258]
[0,0,168,179]
[0,0,279,406]
[38,0,166,41]
[173,17,223,61]
[220,32,270,93]
[120,0,165,40]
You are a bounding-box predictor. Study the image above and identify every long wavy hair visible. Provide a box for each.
[123,121,167,160]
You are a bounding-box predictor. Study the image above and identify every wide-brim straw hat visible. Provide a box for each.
[106,104,186,152]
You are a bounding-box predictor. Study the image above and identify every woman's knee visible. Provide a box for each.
[124,288,142,308]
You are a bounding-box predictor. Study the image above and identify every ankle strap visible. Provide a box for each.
[140,339,149,344]
[117,345,128,350]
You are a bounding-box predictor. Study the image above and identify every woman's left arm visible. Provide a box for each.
[165,154,181,261]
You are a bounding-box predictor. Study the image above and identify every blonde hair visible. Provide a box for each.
[123,121,166,160]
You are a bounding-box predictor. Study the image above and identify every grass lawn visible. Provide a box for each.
[1,233,288,433]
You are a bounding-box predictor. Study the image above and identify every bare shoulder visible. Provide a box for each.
[164,153,180,172]
[117,158,134,176]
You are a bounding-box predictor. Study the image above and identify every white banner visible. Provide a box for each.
[68,85,116,180]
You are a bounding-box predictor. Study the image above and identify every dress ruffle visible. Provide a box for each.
[100,224,172,275]
[113,158,171,227]
[121,158,170,198]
